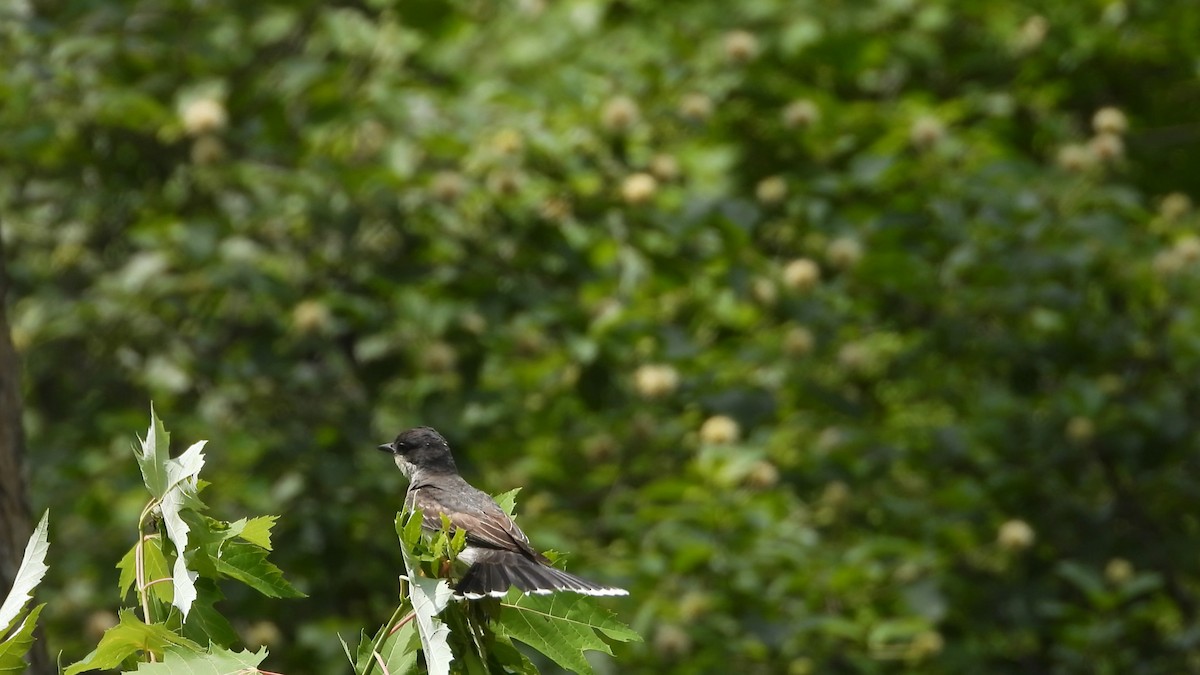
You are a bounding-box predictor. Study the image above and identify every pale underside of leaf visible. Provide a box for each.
[160,440,207,619]
[0,511,50,639]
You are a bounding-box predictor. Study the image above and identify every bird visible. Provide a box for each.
[378,426,628,599]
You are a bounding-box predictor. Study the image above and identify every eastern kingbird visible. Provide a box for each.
[379,426,628,599]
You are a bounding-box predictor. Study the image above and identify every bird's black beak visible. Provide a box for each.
[377,443,395,453]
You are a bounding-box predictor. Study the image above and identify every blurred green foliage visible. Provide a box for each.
[3,0,1200,672]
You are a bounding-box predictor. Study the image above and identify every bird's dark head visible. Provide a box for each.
[378,427,458,478]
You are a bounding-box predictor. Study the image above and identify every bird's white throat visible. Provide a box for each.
[393,455,415,479]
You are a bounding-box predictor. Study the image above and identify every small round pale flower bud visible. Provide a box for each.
[820,480,850,506]
[243,620,283,648]
[460,311,487,334]
[634,364,679,399]
[1152,249,1185,277]
[789,658,814,675]
[755,176,788,205]
[723,30,760,63]
[487,169,524,196]
[621,172,659,204]
[910,116,946,150]
[431,171,467,202]
[1159,192,1192,221]
[1092,107,1128,135]
[649,154,680,182]
[678,591,712,621]
[85,611,118,642]
[422,342,458,373]
[491,128,524,155]
[653,624,692,658]
[539,196,572,221]
[699,415,740,445]
[1089,132,1124,163]
[743,460,779,489]
[783,326,815,356]
[1014,15,1048,53]
[292,300,332,333]
[752,276,777,305]
[782,258,821,292]
[1105,558,1134,584]
[1056,143,1095,172]
[910,631,944,659]
[181,97,227,136]
[782,99,820,128]
[837,341,872,374]
[583,434,618,461]
[1175,236,1200,263]
[190,135,225,165]
[1066,416,1095,444]
[353,119,387,158]
[679,93,714,122]
[826,237,863,270]
[601,95,640,133]
[997,519,1036,551]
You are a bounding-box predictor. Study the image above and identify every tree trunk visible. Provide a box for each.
[0,235,49,673]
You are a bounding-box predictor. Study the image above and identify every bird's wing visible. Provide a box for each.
[409,484,544,561]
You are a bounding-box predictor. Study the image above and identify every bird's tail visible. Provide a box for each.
[455,549,628,599]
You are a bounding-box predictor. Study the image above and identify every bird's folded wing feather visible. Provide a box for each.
[410,485,544,560]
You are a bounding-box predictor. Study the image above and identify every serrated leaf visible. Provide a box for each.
[116,545,138,601]
[238,516,278,551]
[399,509,423,548]
[496,591,641,675]
[0,603,44,674]
[180,514,246,548]
[338,631,358,668]
[128,645,269,674]
[397,509,454,675]
[353,617,420,674]
[492,488,521,518]
[180,579,238,649]
[210,541,305,598]
[135,404,171,498]
[488,633,538,675]
[64,609,204,675]
[0,510,49,638]
[160,439,207,618]
[144,536,174,605]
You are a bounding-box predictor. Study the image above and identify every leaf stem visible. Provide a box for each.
[135,503,157,662]
[360,602,408,675]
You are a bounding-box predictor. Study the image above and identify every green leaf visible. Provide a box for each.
[496,591,641,675]
[142,536,175,605]
[0,603,44,674]
[64,609,204,675]
[159,439,207,618]
[238,516,279,550]
[397,510,454,675]
[488,633,538,675]
[180,514,246,548]
[209,541,305,598]
[180,579,239,649]
[128,645,269,673]
[492,488,521,518]
[354,619,419,675]
[134,404,171,499]
[116,545,138,601]
[0,510,49,639]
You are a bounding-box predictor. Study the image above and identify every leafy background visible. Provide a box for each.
[4,0,1200,672]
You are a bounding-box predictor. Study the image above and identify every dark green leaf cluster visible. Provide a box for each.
[3,0,1200,672]
[67,409,300,673]
[347,501,638,675]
